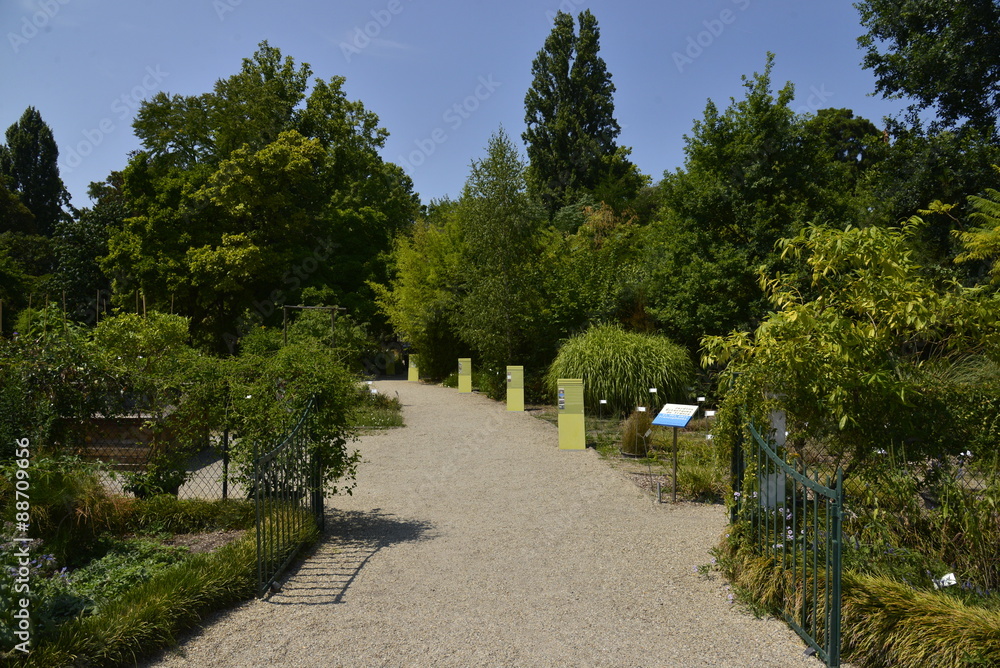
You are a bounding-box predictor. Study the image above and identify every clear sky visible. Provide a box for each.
[1,0,907,210]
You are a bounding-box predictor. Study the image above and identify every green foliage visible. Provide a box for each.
[349,383,404,430]
[0,312,110,458]
[863,125,1000,269]
[718,532,1000,668]
[954,165,1000,278]
[704,219,1000,474]
[52,175,123,323]
[28,536,190,636]
[0,456,129,565]
[0,106,68,237]
[125,496,255,534]
[523,10,637,215]
[856,0,1000,132]
[546,323,695,415]
[224,332,361,495]
[538,204,645,344]
[17,509,315,667]
[456,128,545,383]
[105,41,417,349]
[643,56,877,348]
[371,198,469,380]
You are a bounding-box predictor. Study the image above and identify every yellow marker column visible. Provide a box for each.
[507,366,524,412]
[458,358,472,393]
[557,378,585,450]
[407,354,419,382]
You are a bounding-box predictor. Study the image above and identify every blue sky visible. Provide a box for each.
[1,0,906,209]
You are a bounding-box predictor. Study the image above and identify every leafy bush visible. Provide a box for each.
[0,310,111,459]
[224,334,361,496]
[30,536,190,636]
[0,457,130,565]
[546,323,695,415]
[17,508,317,667]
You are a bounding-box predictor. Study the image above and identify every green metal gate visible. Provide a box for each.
[734,421,844,667]
[253,401,324,597]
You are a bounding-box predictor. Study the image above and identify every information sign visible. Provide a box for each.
[651,403,700,428]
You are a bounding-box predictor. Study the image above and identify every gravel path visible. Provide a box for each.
[146,380,820,667]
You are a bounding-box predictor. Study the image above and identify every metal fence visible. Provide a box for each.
[734,421,843,668]
[253,401,324,597]
[75,416,241,500]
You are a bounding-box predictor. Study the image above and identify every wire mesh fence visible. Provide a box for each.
[74,416,246,500]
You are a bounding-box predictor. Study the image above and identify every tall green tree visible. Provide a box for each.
[0,107,69,237]
[856,0,1000,132]
[523,10,640,215]
[458,128,544,382]
[371,198,469,380]
[104,41,417,349]
[705,218,1000,474]
[643,55,841,349]
[54,173,126,322]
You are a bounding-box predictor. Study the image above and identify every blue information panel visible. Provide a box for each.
[651,403,700,428]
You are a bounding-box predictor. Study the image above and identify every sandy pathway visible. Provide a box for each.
[146,380,819,667]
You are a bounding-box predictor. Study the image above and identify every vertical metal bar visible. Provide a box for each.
[672,427,678,503]
[829,468,843,668]
[222,429,229,501]
[753,428,759,550]
[812,469,820,649]
[255,441,262,595]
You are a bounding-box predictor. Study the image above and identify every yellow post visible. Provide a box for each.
[407,354,419,382]
[507,366,524,412]
[458,358,472,393]
[557,378,585,450]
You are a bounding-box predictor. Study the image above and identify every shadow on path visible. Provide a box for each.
[267,508,435,607]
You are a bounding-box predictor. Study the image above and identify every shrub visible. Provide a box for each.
[546,323,695,415]
[19,510,317,667]
[0,457,131,565]
[620,409,653,456]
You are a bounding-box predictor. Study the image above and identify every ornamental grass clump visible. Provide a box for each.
[546,323,695,415]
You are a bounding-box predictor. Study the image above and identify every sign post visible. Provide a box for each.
[407,354,419,382]
[458,358,472,393]
[557,379,585,450]
[506,366,524,412]
[652,403,700,502]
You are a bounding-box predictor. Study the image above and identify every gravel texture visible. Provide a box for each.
[145,380,821,667]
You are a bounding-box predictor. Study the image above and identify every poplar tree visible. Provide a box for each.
[523,10,631,216]
[0,106,68,236]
